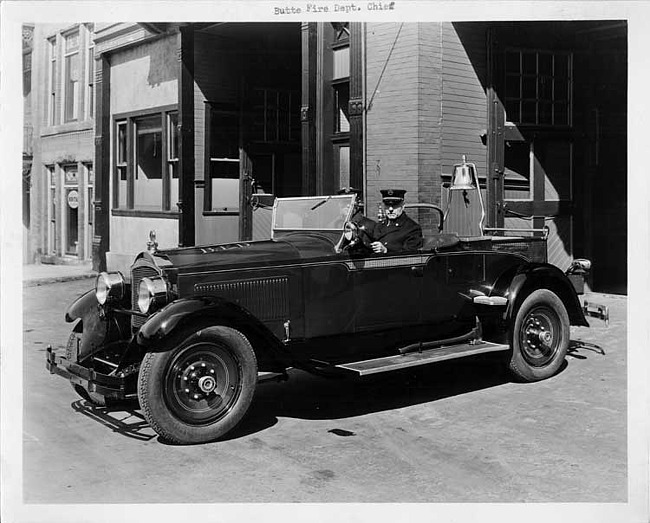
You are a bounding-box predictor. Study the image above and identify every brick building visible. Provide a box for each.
[25,21,627,293]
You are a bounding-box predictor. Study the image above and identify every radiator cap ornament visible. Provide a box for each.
[147,230,158,253]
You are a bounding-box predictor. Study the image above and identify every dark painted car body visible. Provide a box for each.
[47,194,590,443]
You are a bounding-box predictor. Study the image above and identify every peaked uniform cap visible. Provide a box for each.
[380,189,406,203]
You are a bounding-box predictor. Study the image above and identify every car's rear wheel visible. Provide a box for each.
[138,325,258,444]
[65,326,108,407]
[508,289,570,382]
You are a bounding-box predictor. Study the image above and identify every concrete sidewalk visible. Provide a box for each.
[22,262,97,287]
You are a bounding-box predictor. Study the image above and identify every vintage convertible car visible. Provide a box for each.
[47,191,596,444]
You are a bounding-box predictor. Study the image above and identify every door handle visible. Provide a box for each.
[411,266,424,277]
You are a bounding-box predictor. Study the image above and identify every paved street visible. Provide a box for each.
[22,278,626,504]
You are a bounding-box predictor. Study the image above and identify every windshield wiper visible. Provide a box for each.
[310,195,331,211]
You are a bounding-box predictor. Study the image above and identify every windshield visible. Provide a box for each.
[272,195,356,232]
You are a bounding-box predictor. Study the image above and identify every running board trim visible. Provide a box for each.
[335,341,510,376]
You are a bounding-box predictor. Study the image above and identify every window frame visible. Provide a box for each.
[330,23,351,189]
[47,36,57,126]
[504,47,573,128]
[112,105,180,217]
[63,29,81,123]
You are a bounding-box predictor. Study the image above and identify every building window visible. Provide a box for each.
[250,88,300,143]
[167,112,179,210]
[505,49,572,126]
[47,37,57,125]
[113,107,178,213]
[331,22,350,187]
[115,120,127,208]
[205,106,240,213]
[63,30,80,122]
[86,42,94,119]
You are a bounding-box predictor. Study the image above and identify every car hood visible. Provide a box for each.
[153,233,339,272]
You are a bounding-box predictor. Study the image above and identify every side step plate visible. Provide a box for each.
[336,341,510,376]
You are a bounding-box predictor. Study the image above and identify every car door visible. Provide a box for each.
[350,251,424,333]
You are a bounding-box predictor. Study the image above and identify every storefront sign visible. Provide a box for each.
[67,190,79,209]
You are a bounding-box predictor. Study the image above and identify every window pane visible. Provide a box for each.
[334,82,350,133]
[117,122,127,164]
[555,54,569,78]
[555,77,569,101]
[505,74,520,100]
[539,75,553,101]
[522,75,536,99]
[522,52,536,74]
[554,102,569,126]
[338,146,350,188]
[168,112,178,160]
[65,52,79,121]
[65,31,79,52]
[117,168,127,208]
[505,100,520,123]
[169,163,179,210]
[505,51,520,74]
[539,101,552,125]
[134,114,163,210]
[333,47,350,80]
[538,52,552,75]
[522,101,536,123]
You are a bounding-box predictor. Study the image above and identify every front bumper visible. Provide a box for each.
[46,346,131,399]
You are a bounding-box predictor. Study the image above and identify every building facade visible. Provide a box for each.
[27,23,96,264]
[25,21,627,294]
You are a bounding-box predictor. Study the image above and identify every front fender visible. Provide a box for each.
[65,289,97,322]
[136,297,290,369]
[496,263,588,327]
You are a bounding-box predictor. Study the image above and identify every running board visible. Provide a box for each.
[336,341,510,376]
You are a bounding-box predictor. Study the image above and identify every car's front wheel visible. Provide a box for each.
[138,325,258,444]
[508,289,570,382]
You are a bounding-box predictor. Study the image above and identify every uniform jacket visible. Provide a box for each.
[374,212,423,252]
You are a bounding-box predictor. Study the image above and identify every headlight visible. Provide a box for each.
[95,272,125,305]
[137,276,169,314]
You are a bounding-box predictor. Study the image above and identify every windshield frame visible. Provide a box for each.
[271,194,357,238]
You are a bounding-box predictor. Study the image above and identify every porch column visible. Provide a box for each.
[178,25,195,247]
[486,27,505,230]
[92,53,110,271]
[349,22,364,193]
[301,22,317,196]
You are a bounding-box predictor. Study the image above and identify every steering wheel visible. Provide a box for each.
[342,221,374,252]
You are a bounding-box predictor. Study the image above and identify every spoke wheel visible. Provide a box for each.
[138,326,257,444]
[509,289,569,382]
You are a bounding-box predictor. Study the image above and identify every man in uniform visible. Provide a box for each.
[370,189,423,253]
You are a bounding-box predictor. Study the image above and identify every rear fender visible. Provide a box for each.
[494,263,589,327]
[136,297,291,371]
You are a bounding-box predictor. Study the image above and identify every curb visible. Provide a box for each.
[23,273,97,288]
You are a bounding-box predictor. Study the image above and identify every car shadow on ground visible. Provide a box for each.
[69,338,605,443]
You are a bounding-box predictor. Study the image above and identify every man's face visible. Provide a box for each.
[383,200,404,220]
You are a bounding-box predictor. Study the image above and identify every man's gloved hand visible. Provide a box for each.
[370,241,387,254]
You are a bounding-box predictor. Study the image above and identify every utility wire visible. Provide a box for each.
[367,23,404,112]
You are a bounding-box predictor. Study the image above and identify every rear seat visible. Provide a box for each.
[421,233,460,251]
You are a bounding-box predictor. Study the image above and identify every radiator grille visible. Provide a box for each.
[194,277,289,321]
[131,262,162,330]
